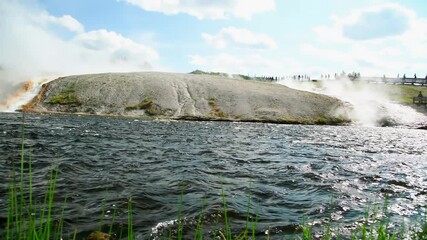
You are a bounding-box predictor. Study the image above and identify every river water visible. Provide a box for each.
[0,112,426,239]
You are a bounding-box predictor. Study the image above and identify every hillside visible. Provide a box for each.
[23,72,351,124]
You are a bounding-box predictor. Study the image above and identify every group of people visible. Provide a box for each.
[397,73,427,79]
[291,75,311,80]
[257,76,282,81]
[257,72,426,82]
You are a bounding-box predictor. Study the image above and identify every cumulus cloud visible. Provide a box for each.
[73,29,158,64]
[306,3,427,75]
[0,0,160,108]
[342,6,410,40]
[47,15,85,33]
[202,27,277,50]
[313,3,420,43]
[122,0,275,20]
[0,0,159,103]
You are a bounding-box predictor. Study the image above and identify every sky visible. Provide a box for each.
[1,0,427,85]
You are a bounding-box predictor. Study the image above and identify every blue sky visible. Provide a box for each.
[1,0,427,81]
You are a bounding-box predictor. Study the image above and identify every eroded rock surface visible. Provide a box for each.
[24,72,351,124]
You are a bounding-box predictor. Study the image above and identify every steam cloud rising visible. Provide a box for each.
[0,0,159,108]
[279,77,427,127]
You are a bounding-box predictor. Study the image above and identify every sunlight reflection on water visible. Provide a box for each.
[0,113,426,239]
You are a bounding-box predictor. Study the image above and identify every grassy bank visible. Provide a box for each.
[354,83,427,114]
[379,85,427,105]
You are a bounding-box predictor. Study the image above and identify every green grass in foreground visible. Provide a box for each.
[5,119,62,240]
[3,120,427,239]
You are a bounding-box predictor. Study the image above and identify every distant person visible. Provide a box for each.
[403,74,406,80]
[414,73,417,79]
[418,91,423,98]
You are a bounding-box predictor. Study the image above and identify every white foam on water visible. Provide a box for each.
[151,219,178,238]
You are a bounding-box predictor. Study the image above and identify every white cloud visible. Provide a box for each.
[122,0,275,20]
[342,4,411,40]
[306,3,427,76]
[202,27,277,50]
[73,29,159,64]
[0,0,159,104]
[0,1,159,79]
[12,3,86,34]
[47,15,85,33]
[314,3,419,43]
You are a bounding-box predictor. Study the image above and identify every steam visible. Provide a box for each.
[0,0,159,111]
[1,78,57,112]
[279,77,427,127]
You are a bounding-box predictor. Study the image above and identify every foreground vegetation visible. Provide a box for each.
[3,124,426,239]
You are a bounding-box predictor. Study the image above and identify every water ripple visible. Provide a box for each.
[0,113,425,239]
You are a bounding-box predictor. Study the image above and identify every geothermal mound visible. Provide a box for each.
[24,72,350,124]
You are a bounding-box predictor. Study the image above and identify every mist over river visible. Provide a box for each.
[0,112,426,239]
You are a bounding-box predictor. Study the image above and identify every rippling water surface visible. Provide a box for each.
[0,113,426,239]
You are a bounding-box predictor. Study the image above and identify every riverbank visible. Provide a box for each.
[21,72,351,125]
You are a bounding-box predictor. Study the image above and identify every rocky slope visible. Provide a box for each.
[23,72,351,124]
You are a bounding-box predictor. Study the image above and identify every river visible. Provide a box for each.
[0,112,426,239]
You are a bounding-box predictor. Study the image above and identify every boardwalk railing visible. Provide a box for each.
[364,77,427,86]
[304,77,427,86]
